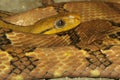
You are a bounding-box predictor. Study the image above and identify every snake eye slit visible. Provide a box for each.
[55,19,65,28]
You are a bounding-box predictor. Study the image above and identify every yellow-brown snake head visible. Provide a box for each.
[0,13,80,35]
[31,13,81,34]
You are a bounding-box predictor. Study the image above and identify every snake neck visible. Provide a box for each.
[0,19,33,33]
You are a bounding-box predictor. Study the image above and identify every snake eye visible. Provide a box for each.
[55,19,65,28]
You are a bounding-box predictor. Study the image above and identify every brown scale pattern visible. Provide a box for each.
[2,2,120,26]
[1,1,120,80]
[6,31,71,48]
[0,46,39,80]
[34,46,119,78]
[1,20,120,80]
[0,10,14,18]
[2,45,119,80]
[64,2,120,23]
[0,50,12,80]
[3,7,58,26]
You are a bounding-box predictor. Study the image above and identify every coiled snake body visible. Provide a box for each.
[0,1,120,80]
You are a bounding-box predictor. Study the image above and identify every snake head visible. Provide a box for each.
[31,13,81,34]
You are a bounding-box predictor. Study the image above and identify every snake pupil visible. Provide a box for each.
[55,20,65,28]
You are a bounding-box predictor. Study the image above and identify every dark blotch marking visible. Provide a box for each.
[0,34,11,45]
[103,45,113,50]
[118,38,120,41]
[116,32,120,36]
[95,40,103,45]
[86,50,112,69]
[67,29,81,49]
[68,30,80,44]
[74,45,81,49]
[8,52,39,75]
[57,28,81,49]
[109,34,117,38]
[2,46,39,76]
[0,27,12,49]
[109,20,120,27]
[9,56,38,74]
[84,48,91,51]
[53,3,68,13]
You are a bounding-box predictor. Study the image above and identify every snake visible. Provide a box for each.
[0,1,120,80]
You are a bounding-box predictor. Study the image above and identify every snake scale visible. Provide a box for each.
[0,1,120,80]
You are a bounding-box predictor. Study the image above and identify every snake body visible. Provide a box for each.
[0,1,120,80]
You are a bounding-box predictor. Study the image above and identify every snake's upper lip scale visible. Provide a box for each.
[39,27,54,34]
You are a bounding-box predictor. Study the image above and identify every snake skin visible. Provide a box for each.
[0,1,120,80]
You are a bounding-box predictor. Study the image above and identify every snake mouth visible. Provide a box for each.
[39,27,54,34]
